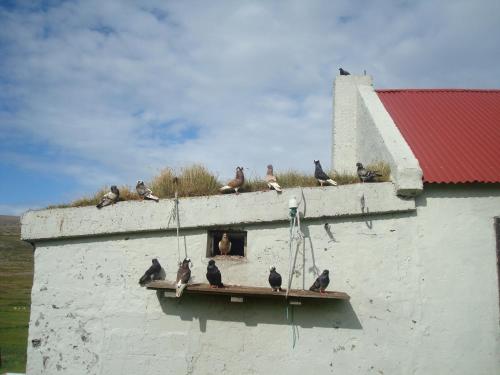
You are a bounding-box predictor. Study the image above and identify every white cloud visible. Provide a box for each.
[1,0,499,205]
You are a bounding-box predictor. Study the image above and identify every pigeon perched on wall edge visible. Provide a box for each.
[220,167,245,194]
[356,162,382,183]
[266,164,282,192]
[314,160,337,186]
[96,186,120,209]
[136,180,159,202]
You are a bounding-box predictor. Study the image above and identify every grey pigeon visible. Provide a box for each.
[139,258,162,285]
[356,162,382,183]
[314,160,337,186]
[136,180,159,202]
[220,166,245,194]
[339,67,350,75]
[176,258,191,297]
[309,270,330,294]
[96,185,120,209]
[206,259,224,288]
[268,266,283,292]
[266,164,282,192]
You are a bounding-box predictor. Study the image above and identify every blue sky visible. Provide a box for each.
[1,0,500,215]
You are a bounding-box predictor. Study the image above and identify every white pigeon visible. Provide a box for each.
[266,164,282,192]
[136,180,159,202]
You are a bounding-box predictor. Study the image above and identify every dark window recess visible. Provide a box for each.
[207,230,247,257]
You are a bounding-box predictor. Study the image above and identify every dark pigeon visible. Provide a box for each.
[309,270,330,293]
[339,67,350,75]
[268,266,283,292]
[206,259,224,288]
[356,162,382,183]
[96,185,120,209]
[314,160,337,186]
[139,258,162,285]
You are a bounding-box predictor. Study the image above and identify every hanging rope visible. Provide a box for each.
[286,188,304,299]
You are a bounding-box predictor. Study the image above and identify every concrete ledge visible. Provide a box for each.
[21,182,415,241]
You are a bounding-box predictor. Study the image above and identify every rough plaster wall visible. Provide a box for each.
[27,215,423,375]
[25,186,500,374]
[412,185,500,375]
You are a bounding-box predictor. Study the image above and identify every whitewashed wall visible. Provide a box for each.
[21,184,500,374]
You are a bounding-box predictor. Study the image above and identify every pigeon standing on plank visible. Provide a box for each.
[356,162,382,183]
[96,185,120,209]
[218,233,231,256]
[339,67,350,75]
[268,266,283,292]
[314,160,337,186]
[309,270,330,294]
[136,180,159,202]
[139,258,162,285]
[176,258,192,297]
[265,164,282,192]
[220,166,244,194]
[206,259,224,288]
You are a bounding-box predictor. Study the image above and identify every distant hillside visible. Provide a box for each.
[0,215,33,373]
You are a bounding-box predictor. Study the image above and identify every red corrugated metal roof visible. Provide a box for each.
[376,89,500,184]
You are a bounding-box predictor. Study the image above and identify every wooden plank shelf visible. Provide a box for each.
[146,281,350,303]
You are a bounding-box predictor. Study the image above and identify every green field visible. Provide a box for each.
[0,216,33,373]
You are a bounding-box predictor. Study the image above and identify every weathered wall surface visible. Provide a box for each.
[22,184,500,374]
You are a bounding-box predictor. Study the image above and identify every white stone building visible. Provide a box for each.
[22,75,500,374]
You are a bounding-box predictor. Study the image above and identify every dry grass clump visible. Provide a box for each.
[365,161,391,182]
[49,162,391,208]
[47,185,137,209]
[276,171,318,188]
[150,164,220,198]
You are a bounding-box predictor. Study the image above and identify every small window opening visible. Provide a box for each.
[207,230,247,257]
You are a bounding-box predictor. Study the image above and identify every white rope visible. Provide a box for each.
[175,191,182,263]
[286,188,305,299]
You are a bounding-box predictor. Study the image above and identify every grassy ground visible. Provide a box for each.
[0,216,33,373]
[48,162,391,208]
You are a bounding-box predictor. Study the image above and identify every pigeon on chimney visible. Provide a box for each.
[314,160,337,186]
[339,67,350,75]
[96,186,120,209]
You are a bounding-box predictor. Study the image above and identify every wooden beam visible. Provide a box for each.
[147,281,350,301]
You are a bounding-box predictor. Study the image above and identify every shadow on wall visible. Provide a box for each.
[156,292,362,333]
